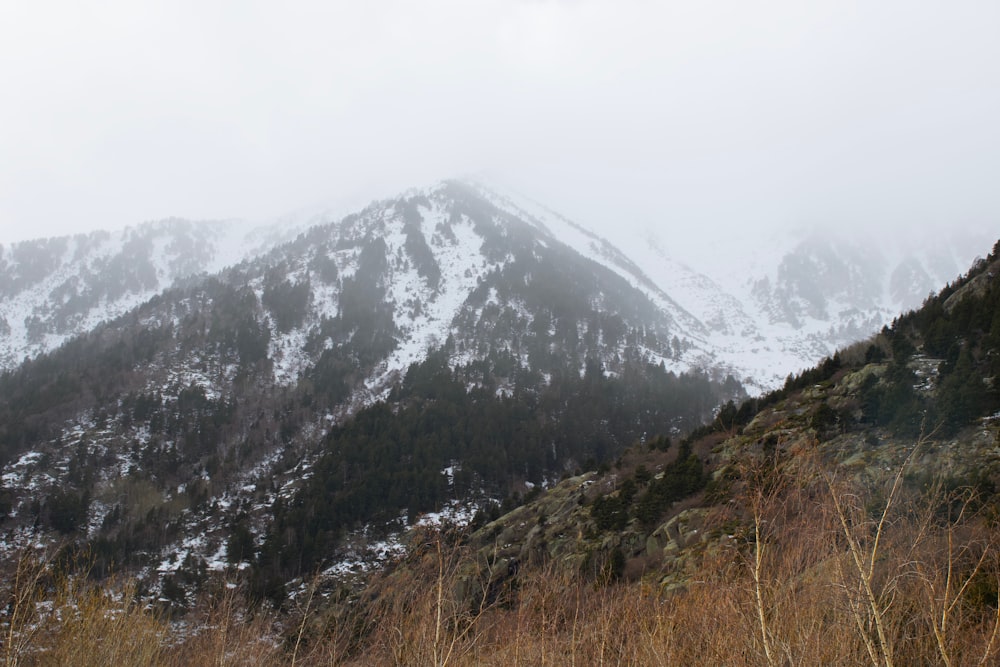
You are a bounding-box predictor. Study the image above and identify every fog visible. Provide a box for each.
[2,1,998,248]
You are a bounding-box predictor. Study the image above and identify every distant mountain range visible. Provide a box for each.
[0,179,992,605]
[1,180,989,391]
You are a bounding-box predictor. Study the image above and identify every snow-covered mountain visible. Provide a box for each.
[718,227,993,386]
[0,177,994,606]
[0,217,309,368]
[473,183,993,391]
[0,181,741,592]
[2,181,991,393]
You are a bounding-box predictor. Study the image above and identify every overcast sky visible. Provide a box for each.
[1,1,998,247]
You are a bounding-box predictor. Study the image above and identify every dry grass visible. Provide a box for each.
[0,555,286,667]
[1,553,164,667]
[4,454,1000,666]
[313,453,1000,667]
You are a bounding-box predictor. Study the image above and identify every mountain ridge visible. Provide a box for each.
[0,180,741,600]
[2,179,990,394]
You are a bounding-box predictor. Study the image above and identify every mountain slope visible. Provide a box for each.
[0,218,300,368]
[0,181,742,604]
[4,180,987,395]
[329,238,1000,665]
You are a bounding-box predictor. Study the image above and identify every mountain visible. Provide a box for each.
[0,180,742,605]
[0,217,303,369]
[605,221,994,391]
[324,238,1000,665]
[2,180,989,396]
[2,178,998,662]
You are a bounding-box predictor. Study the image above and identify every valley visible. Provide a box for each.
[0,182,997,665]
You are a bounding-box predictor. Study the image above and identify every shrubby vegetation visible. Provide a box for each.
[323,459,1000,666]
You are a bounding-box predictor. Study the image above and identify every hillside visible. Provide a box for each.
[0,181,742,611]
[0,184,996,664]
[4,236,996,665]
[306,239,1000,665]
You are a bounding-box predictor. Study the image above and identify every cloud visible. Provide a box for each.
[1,1,998,243]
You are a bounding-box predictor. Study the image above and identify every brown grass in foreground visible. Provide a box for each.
[4,454,1000,665]
[326,451,1000,666]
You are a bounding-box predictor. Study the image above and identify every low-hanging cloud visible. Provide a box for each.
[1,0,998,246]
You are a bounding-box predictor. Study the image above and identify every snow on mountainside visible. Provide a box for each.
[0,179,994,603]
[472,181,995,391]
[247,190,521,396]
[0,218,305,369]
[0,180,737,589]
[1,180,991,394]
[241,181,708,403]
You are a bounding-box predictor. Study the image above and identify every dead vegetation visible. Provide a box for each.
[4,448,1000,666]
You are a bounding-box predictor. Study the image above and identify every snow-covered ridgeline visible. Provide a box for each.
[0,218,310,370]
